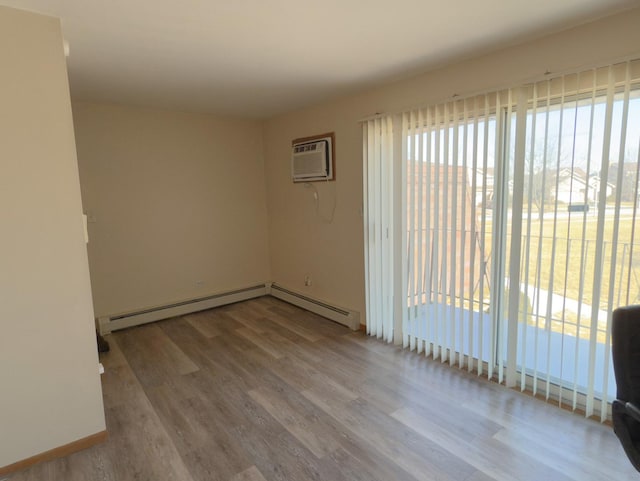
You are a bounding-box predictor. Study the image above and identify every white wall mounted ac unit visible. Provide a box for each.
[291,133,335,182]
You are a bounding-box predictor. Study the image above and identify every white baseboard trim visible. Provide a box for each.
[97,282,361,334]
[268,282,360,331]
[98,283,268,334]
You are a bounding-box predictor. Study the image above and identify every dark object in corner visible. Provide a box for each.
[612,305,640,472]
[97,331,110,353]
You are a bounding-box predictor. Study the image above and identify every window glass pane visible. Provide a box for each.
[518,87,640,402]
[406,105,498,366]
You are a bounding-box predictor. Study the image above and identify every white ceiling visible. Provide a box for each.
[3,0,637,118]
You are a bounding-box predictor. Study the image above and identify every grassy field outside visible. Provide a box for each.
[517,209,639,303]
[408,204,640,344]
[501,204,640,342]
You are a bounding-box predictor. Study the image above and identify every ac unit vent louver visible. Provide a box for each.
[291,133,334,182]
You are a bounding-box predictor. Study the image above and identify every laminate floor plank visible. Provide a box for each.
[101,338,197,481]
[354,366,504,422]
[115,322,199,388]
[201,333,281,392]
[254,362,434,481]
[239,298,325,342]
[182,368,275,432]
[323,445,420,481]
[8,297,638,481]
[330,333,428,371]
[491,426,629,481]
[288,340,418,417]
[289,308,352,337]
[233,322,322,365]
[267,305,349,338]
[192,308,246,333]
[268,354,360,403]
[260,328,327,363]
[144,383,253,481]
[285,335,371,385]
[466,471,506,481]
[248,386,341,458]
[253,315,317,343]
[223,305,270,334]
[294,339,408,414]
[460,386,619,450]
[235,326,287,359]
[183,310,224,338]
[231,425,351,481]
[301,388,478,481]
[157,316,225,374]
[230,466,269,481]
[391,405,576,481]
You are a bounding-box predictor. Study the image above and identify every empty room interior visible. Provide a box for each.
[3,0,640,479]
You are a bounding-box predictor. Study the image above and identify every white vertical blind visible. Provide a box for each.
[363,116,394,342]
[364,58,640,420]
[517,60,640,420]
[402,92,507,379]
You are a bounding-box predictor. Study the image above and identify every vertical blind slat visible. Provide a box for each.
[449,101,458,365]
[586,67,616,417]
[407,111,416,350]
[424,107,434,357]
[401,113,410,349]
[460,100,469,369]
[416,109,425,354]
[468,96,480,372]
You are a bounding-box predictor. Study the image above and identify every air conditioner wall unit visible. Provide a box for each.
[291,132,335,182]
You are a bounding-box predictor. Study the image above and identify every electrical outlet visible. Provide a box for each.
[304,275,312,287]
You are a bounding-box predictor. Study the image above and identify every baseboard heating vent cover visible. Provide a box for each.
[268,283,360,331]
[98,284,268,334]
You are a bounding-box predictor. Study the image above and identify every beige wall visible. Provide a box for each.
[263,7,640,323]
[0,6,105,467]
[73,102,270,317]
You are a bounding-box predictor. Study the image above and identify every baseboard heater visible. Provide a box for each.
[268,283,360,331]
[98,284,268,335]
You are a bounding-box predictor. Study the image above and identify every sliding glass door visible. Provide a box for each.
[516,65,640,417]
[365,58,640,420]
[403,96,505,379]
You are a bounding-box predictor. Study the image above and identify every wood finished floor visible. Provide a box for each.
[9,297,638,481]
